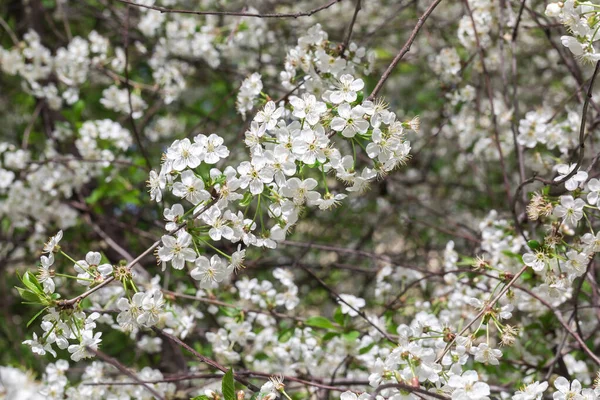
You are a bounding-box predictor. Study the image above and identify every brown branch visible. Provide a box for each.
[112,0,343,18]
[151,327,261,392]
[298,262,398,344]
[463,0,512,204]
[84,372,369,392]
[367,0,443,100]
[57,198,217,307]
[28,156,147,170]
[370,383,450,400]
[21,102,44,149]
[162,289,306,323]
[123,5,152,171]
[340,0,362,57]
[0,15,19,45]
[88,347,166,400]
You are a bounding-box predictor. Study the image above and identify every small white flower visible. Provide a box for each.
[564,250,589,278]
[553,195,585,226]
[191,254,230,288]
[255,101,283,130]
[522,251,547,272]
[147,170,166,202]
[164,203,184,231]
[289,93,327,125]
[38,253,55,293]
[194,133,230,164]
[338,294,365,317]
[172,170,211,205]
[23,333,56,357]
[137,291,165,327]
[281,177,320,205]
[74,251,113,286]
[157,231,197,270]
[448,370,490,400]
[553,377,584,400]
[43,230,63,254]
[67,330,102,362]
[330,103,369,138]
[470,343,502,365]
[586,178,600,205]
[513,381,548,400]
[166,138,203,171]
[554,164,587,191]
[330,74,364,104]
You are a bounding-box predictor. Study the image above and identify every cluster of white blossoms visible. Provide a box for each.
[0,6,273,118]
[546,1,600,63]
[0,116,132,252]
[21,226,204,365]
[237,73,264,118]
[149,24,415,291]
[39,360,175,399]
[520,164,600,290]
[517,108,579,157]
[0,29,111,109]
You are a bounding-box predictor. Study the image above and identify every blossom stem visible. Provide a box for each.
[60,251,94,276]
[199,239,231,260]
[54,272,94,282]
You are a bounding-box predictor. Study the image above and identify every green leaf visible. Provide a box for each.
[333,307,345,326]
[322,332,339,342]
[220,307,239,318]
[278,327,294,343]
[527,240,541,250]
[16,287,41,303]
[222,368,236,400]
[342,330,360,341]
[305,316,336,330]
[190,396,211,400]
[27,307,48,328]
[359,342,376,354]
[456,256,476,266]
[21,271,43,294]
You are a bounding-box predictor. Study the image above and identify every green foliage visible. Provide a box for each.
[222,368,236,400]
[305,316,337,330]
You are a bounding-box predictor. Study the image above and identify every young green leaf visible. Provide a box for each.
[222,367,236,400]
[305,316,337,330]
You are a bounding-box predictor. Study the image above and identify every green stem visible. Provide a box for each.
[199,239,231,260]
[54,272,94,282]
[60,251,93,276]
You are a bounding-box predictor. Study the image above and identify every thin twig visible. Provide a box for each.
[88,347,166,400]
[435,265,528,363]
[463,0,512,204]
[58,199,216,307]
[113,0,343,18]
[367,0,443,100]
[299,262,398,344]
[123,5,152,171]
[370,383,450,400]
[340,0,362,57]
[0,15,19,45]
[151,327,261,392]
[21,102,44,149]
